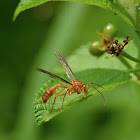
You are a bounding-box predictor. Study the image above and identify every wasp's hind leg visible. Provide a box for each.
[50,89,67,113]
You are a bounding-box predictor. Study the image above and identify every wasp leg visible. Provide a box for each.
[59,93,67,112]
[50,89,66,113]
[77,86,86,98]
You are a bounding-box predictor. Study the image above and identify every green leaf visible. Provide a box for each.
[34,68,131,125]
[14,0,134,27]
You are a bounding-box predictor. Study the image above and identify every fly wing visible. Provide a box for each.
[54,52,77,81]
[35,67,71,85]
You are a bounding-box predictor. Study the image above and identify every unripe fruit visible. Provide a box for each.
[89,41,104,56]
[103,23,117,39]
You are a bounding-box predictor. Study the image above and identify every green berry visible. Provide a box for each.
[103,23,117,39]
[89,41,104,56]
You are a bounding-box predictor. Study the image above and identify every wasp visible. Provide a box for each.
[35,52,105,113]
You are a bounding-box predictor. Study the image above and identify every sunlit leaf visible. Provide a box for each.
[34,68,131,125]
[14,0,134,28]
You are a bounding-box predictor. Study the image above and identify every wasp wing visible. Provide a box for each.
[35,67,71,85]
[54,52,77,81]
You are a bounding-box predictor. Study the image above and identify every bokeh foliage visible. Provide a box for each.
[1,0,140,140]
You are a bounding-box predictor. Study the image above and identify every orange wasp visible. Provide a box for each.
[36,52,105,113]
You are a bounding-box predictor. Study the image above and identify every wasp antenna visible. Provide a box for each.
[90,83,104,89]
[90,85,106,106]
[35,67,72,85]
[35,67,47,73]
[35,67,40,71]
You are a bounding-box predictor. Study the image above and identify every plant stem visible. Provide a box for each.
[118,55,140,80]
[118,55,132,69]
[127,69,140,73]
[121,51,140,63]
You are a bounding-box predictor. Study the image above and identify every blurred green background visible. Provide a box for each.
[1,1,140,140]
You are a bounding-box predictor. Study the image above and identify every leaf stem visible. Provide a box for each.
[126,69,140,73]
[117,55,140,80]
[120,51,140,63]
[118,55,132,69]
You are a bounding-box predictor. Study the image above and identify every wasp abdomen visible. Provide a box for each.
[42,86,57,103]
[42,84,65,103]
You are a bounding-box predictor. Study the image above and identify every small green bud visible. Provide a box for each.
[89,41,104,56]
[103,23,117,39]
